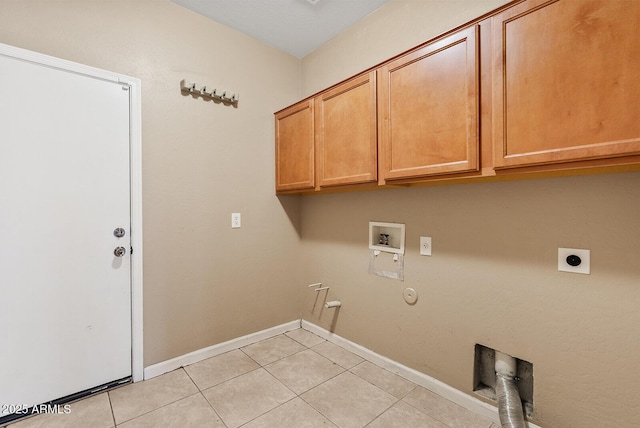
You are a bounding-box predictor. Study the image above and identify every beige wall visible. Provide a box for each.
[300,1,640,427]
[2,0,639,427]
[0,0,303,366]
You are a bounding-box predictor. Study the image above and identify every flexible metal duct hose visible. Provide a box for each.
[496,373,526,428]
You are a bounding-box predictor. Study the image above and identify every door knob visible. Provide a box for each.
[114,247,126,257]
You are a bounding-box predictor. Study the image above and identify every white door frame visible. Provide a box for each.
[0,43,144,382]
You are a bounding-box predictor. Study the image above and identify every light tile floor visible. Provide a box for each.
[3,328,498,428]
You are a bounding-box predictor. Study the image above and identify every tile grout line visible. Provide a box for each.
[398,395,452,428]
[190,331,473,428]
[362,396,402,428]
[246,369,300,426]
[198,390,230,428]
[398,389,476,428]
[181,367,229,428]
[112,368,202,426]
[113,391,203,427]
[107,390,117,427]
[198,334,327,427]
[303,401,341,427]
[234,333,316,427]
[341,370,404,428]
[284,331,397,428]
[238,347,261,367]
[243,331,345,427]
[315,337,477,427]
[290,331,452,428]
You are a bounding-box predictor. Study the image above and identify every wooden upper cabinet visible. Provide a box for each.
[315,72,377,188]
[377,26,480,182]
[275,99,314,192]
[492,0,640,169]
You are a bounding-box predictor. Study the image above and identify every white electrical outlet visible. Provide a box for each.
[558,248,590,274]
[420,237,432,256]
[231,213,241,229]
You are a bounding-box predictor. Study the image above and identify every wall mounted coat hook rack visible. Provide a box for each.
[180,79,239,106]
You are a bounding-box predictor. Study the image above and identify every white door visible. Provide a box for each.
[0,51,132,415]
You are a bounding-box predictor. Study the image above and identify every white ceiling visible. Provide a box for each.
[170,0,389,58]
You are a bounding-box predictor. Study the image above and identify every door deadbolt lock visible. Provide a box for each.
[114,246,126,257]
[113,227,126,238]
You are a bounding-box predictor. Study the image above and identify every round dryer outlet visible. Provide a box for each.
[403,287,418,305]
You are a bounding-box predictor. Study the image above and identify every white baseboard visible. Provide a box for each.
[143,318,540,428]
[143,320,300,380]
[301,320,541,428]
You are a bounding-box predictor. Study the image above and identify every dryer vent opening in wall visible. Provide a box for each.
[473,344,534,419]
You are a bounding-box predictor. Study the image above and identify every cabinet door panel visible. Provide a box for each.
[493,0,640,168]
[275,99,315,192]
[316,72,377,188]
[378,26,479,181]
